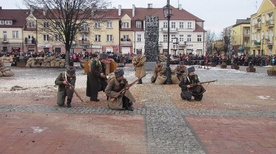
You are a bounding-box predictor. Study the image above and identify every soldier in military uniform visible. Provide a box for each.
[132,51,146,84]
[178,66,206,101]
[86,53,106,102]
[151,60,165,83]
[55,66,76,108]
[175,61,186,81]
[105,69,135,111]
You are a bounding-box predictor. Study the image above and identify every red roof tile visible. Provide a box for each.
[0,8,30,28]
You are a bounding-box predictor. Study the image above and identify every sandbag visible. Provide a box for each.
[155,75,167,85]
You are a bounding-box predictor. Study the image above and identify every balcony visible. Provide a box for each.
[25,37,36,45]
[244,33,250,38]
[266,20,274,28]
[267,38,274,46]
[161,27,178,32]
[120,39,132,46]
[254,23,261,30]
[79,27,90,33]
[178,41,187,47]
[1,37,9,44]
[78,40,90,45]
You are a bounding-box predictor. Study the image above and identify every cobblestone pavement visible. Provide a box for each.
[0,65,276,154]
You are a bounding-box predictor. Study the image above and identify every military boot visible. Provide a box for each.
[137,79,142,84]
[67,98,72,108]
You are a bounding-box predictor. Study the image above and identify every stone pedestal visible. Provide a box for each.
[144,62,156,71]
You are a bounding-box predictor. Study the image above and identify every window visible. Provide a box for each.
[0,20,4,25]
[81,23,89,31]
[179,22,184,29]
[44,34,49,41]
[107,21,112,28]
[163,21,168,28]
[3,31,7,41]
[179,35,184,42]
[55,34,61,41]
[107,35,113,42]
[28,21,35,28]
[5,20,12,25]
[171,35,176,42]
[12,31,19,38]
[136,21,142,28]
[122,22,129,28]
[95,35,101,42]
[137,34,141,42]
[171,22,176,28]
[44,22,49,28]
[163,35,168,42]
[187,22,192,29]
[95,22,101,28]
[82,35,88,41]
[197,35,202,42]
[187,34,192,42]
[56,21,61,28]
[123,35,129,40]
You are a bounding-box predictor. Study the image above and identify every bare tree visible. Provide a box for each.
[221,28,231,55]
[205,30,216,55]
[23,0,109,65]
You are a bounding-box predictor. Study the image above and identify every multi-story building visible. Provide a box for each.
[118,3,206,55]
[0,3,206,56]
[231,18,251,55]
[251,0,276,56]
[0,7,30,53]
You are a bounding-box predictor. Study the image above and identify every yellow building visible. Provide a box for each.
[251,0,276,55]
[231,18,250,55]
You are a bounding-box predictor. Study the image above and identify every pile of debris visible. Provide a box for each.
[0,58,14,77]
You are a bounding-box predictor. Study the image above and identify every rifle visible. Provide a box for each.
[67,82,84,103]
[110,74,147,102]
[190,80,217,87]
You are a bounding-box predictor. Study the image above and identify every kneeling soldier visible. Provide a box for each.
[55,66,76,108]
[105,69,135,111]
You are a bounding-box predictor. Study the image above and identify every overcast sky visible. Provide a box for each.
[0,0,262,36]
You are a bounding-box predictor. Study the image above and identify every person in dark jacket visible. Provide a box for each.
[86,53,106,101]
[55,66,76,108]
[178,66,206,101]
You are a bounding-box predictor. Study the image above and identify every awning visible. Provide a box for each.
[238,46,244,52]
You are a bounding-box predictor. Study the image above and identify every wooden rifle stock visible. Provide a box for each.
[67,82,84,103]
[190,79,217,87]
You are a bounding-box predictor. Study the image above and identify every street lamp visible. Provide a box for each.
[163,0,172,84]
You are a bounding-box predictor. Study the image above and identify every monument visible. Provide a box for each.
[144,16,159,70]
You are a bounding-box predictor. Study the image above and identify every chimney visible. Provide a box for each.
[132,4,135,17]
[178,4,182,10]
[148,3,153,8]
[118,5,122,16]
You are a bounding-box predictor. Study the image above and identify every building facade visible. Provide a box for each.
[251,0,276,56]
[0,3,206,56]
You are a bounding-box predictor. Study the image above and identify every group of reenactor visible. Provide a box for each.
[54,52,208,110]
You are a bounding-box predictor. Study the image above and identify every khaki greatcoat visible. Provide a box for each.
[132,55,146,78]
[105,78,136,110]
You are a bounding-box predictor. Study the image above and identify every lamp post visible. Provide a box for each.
[163,0,172,84]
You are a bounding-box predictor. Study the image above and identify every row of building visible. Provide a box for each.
[224,0,276,56]
[0,3,206,56]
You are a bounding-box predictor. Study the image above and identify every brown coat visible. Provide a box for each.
[105,78,135,110]
[132,55,146,78]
